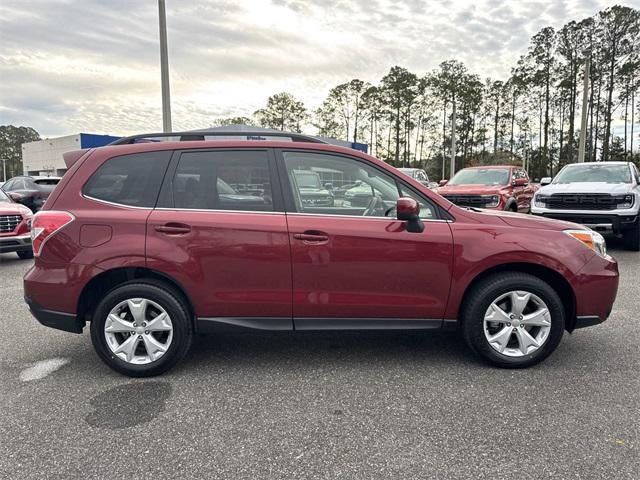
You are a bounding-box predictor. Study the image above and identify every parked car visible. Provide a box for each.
[397,168,438,189]
[1,175,62,212]
[0,188,33,259]
[292,170,334,208]
[532,161,640,251]
[24,131,618,377]
[436,165,537,213]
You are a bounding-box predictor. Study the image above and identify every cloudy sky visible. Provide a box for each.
[0,0,636,137]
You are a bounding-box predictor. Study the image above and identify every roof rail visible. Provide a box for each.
[108,131,328,146]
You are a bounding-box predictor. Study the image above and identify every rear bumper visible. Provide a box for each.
[25,296,83,334]
[0,234,32,253]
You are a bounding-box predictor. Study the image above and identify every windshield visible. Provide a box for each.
[449,168,510,186]
[0,189,9,202]
[553,164,631,184]
[294,171,321,189]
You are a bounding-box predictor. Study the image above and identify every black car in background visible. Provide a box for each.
[1,176,61,212]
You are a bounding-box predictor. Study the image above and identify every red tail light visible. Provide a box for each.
[31,211,75,257]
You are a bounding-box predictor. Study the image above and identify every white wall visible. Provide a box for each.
[21,134,81,176]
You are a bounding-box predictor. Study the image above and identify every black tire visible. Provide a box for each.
[90,280,193,377]
[17,250,34,260]
[461,272,565,368]
[623,221,640,251]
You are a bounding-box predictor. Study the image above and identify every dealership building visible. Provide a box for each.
[21,133,120,176]
[21,126,368,177]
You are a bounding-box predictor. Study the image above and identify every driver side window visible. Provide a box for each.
[283,151,401,217]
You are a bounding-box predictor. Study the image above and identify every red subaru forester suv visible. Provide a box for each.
[24,132,619,377]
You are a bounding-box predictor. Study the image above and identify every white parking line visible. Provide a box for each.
[19,358,69,382]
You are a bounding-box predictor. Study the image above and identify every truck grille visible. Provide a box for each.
[545,194,619,210]
[0,215,22,233]
[442,195,493,208]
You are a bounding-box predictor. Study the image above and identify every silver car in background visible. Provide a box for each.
[397,168,438,189]
[531,161,640,251]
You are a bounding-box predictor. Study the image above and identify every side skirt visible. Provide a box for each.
[196,317,457,333]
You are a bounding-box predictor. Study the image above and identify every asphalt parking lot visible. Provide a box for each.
[0,244,638,479]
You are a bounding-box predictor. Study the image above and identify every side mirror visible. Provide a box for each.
[438,179,448,187]
[396,197,424,233]
[324,183,334,190]
[540,177,552,186]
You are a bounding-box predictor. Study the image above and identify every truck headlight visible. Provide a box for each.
[534,195,547,208]
[618,194,634,209]
[564,229,607,257]
[484,195,500,208]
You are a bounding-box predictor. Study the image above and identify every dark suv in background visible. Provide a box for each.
[1,175,61,212]
[24,131,618,377]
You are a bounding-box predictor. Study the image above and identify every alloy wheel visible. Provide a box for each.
[483,290,551,357]
[104,298,173,364]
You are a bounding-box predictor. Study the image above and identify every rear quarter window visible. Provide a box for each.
[83,151,172,207]
[33,178,60,185]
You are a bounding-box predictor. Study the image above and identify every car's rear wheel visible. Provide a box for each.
[17,250,34,260]
[90,281,193,377]
[461,272,565,368]
[623,221,640,251]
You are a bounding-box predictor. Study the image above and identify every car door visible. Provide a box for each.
[146,148,293,327]
[278,149,454,327]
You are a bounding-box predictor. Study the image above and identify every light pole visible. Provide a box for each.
[158,0,172,133]
[1,159,6,182]
[451,95,456,179]
[577,51,591,163]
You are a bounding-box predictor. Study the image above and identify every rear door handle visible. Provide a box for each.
[154,223,191,235]
[293,231,329,243]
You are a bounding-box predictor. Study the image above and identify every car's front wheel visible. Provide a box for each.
[461,272,565,368]
[90,281,193,377]
[623,221,640,251]
[17,250,34,260]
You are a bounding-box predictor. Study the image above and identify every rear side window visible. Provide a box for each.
[83,151,171,207]
[34,178,60,185]
[172,150,273,211]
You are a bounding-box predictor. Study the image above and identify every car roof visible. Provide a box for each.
[462,165,515,170]
[563,161,630,167]
[90,140,373,162]
[9,175,61,180]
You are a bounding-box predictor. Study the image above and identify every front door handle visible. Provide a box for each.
[293,231,329,244]
[155,223,191,235]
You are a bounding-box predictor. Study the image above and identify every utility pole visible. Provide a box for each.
[158,0,172,133]
[577,51,591,163]
[451,96,456,179]
[1,159,6,182]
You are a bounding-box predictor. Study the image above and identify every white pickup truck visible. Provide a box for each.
[531,161,640,251]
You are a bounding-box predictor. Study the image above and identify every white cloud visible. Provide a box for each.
[0,0,623,137]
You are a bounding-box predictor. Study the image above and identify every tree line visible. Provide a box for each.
[222,5,639,180]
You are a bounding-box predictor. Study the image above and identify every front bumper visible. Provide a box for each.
[25,296,84,334]
[0,234,32,253]
[532,209,638,234]
[570,253,619,330]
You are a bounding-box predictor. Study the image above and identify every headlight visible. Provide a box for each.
[484,195,500,208]
[534,195,547,208]
[617,194,635,209]
[564,229,607,257]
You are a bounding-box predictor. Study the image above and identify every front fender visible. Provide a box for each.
[444,224,593,319]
